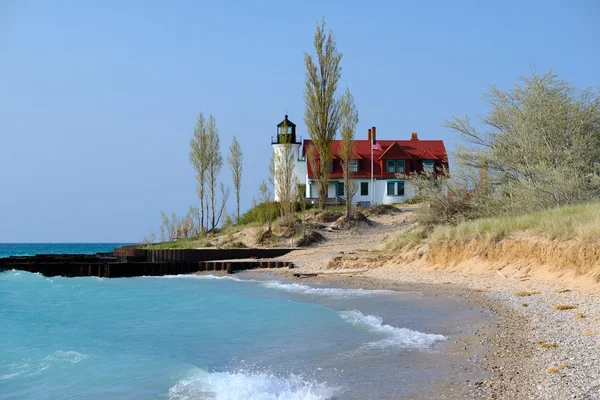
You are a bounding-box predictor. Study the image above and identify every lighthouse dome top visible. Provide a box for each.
[277,115,296,127]
[272,114,300,145]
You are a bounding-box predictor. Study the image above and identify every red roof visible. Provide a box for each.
[302,139,448,179]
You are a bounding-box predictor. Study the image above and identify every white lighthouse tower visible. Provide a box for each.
[271,115,303,201]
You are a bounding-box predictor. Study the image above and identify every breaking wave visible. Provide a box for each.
[167,368,336,400]
[339,310,446,350]
[146,274,242,281]
[259,281,394,298]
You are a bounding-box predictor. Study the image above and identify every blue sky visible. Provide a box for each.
[1,0,598,242]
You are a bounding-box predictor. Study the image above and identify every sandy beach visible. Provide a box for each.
[232,207,600,399]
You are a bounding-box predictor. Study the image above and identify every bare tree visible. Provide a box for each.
[189,113,209,234]
[190,112,229,233]
[339,88,359,218]
[141,229,156,247]
[215,182,230,229]
[304,18,343,209]
[258,181,274,232]
[205,115,227,231]
[227,135,243,222]
[269,120,297,225]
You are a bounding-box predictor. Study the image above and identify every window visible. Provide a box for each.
[336,182,344,196]
[348,159,359,173]
[360,182,369,196]
[386,181,405,196]
[386,182,395,196]
[386,160,406,174]
[327,160,333,173]
[396,160,405,174]
[423,160,434,174]
[386,160,395,174]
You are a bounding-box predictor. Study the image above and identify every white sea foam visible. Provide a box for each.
[52,350,87,363]
[260,281,394,298]
[339,310,446,350]
[167,368,336,400]
[147,274,243,281]
[0,372,22,380]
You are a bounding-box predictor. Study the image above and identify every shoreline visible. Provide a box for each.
[235,266,600,399]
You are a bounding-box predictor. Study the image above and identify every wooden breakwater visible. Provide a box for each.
[0,248,294,278]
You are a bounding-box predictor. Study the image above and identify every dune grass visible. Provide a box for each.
[428,202,600,243]
[385,226,428,250]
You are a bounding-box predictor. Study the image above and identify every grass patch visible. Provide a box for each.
[583,331,595,336]
[553,305,576,310]
[144,236,213,249]
[555,288,571,293]
[429,202,600,243]
[471,289,487,292]
[576,313,585,319]
[547,367,560,374]
[521,303,529,307]
[386,226,428,251]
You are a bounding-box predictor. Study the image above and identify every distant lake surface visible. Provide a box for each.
[0,243,129,258]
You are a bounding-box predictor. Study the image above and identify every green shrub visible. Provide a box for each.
[237,202,281,226]
[223,241,247,249]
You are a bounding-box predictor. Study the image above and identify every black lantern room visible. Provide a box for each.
[273,115,300,144]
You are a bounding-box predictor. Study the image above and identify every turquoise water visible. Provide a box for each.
[0,245,483,399]
[0,243,128,258]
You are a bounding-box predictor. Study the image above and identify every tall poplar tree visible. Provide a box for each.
[189,112,209,233]
[205,115,224,230]
[340,88,359,218]
[304,18,343,209]
[227,135,243,222]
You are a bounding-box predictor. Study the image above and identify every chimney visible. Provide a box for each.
[372,126,377,142]
[411,132,419,140]
[367,128,372,141]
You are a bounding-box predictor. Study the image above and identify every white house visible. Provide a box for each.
[271,116,448,205]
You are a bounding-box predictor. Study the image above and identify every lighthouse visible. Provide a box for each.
[271,115,303,201]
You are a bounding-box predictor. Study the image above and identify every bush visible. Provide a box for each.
[223,241,247,249]
[238,202,281,226]
[296,231,325,247]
